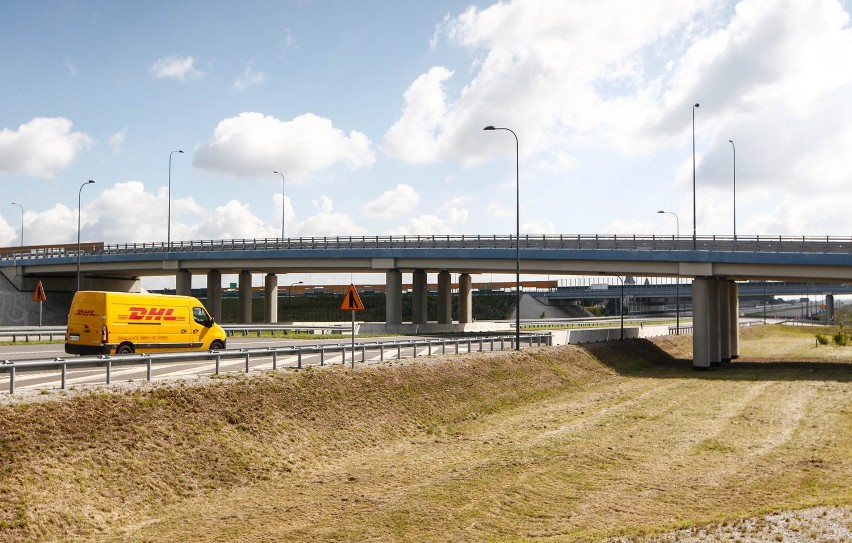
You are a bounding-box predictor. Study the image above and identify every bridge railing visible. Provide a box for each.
[4,234,852,262]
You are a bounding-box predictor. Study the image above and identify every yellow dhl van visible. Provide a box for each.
[65,291,227,355]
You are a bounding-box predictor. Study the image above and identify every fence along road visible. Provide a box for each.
[0,333,552,395]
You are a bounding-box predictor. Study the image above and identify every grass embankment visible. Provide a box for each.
[1,325,850,542]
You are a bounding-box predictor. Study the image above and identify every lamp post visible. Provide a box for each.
[77,180,96,291]
[483,125,521,350]
[692,103,699,250]
[10,202,23,247]
[168,149,184,247]
[658,210,681,334]
[288,281,303,322]
[273,170,286,239]
[616,275,625,341]
[729,139,736,239]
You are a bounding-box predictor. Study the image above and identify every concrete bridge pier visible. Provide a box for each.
[412,269,427,324]
[437,271,452,324]
[386,269,402,325]
[729,280,740,359]
[176,269,192,296]
[238,271,252,323]
[692,277,740,370]
[207,270,222,323]
[458,273,472,324]
[264,273,278,323]
[719,279,731,362]
[826,294,835,321]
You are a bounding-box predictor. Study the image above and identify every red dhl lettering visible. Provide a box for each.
[75,309,96,316]
[127,307,178,321]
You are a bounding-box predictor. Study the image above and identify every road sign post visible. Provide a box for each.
[33,281,47,326]
[340,284,364,368]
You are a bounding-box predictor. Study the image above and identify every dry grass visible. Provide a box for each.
[0,326,850,542]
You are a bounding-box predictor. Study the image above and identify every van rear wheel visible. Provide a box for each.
[116,343,135,355]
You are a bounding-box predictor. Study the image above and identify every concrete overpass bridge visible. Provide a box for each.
[2,234,852,369]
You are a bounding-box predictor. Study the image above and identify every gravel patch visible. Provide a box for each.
[604,506,852,543]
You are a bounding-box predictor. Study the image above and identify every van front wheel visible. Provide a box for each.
[116,343,135,355]
[209,340,224,351]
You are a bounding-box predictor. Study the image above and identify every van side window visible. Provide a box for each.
[193,307,211,326]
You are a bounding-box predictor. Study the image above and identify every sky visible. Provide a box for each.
[2,0,852,290]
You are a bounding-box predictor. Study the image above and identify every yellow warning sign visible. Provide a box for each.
[33,281,47,302]
[340,284,364,311]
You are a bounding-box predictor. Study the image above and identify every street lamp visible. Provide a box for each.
[168,149,184,246]
[10,202,23,247]
[77,180,96,291]
[729,139,736,239]
[692,102,699,250]
[288,281,303,322]
[484,125,521,350]
[273,170,286,239]
[600,273,625,340]
[658,210,681,334]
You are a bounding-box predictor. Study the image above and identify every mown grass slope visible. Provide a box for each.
[1,325,850,542]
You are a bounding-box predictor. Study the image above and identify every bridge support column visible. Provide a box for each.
[692,277,711,370]
[719,279,731,363]
[412,269,427,324]
[176,270,192,296]
[729,280,740,359]
[386,269,402,325]
[238,271,252,323]
[264,273,278,323]
[437,271,452,324]
[206,270,222,323]
[458,273,472,324]
[708,278,721,367]
[826,294,835,322]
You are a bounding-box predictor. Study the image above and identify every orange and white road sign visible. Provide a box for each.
[340,284,364,311]
[33,281,47,302]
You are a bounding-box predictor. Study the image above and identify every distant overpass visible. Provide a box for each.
[2,234,852,369]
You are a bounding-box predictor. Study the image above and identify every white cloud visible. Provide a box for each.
[384,67,454,162]
[108,130,126,153]
[296,196,367,237]
[150,55,203,81]
[385,201,468,236]
[361,184,419,219]
[234,63,266,91]
[194,112,375,180]
[0,118,92,178]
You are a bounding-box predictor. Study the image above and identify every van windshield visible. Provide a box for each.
[193,307,211,326]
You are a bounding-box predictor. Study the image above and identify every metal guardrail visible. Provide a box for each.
[0,324,351,343]
[4,234,852,262]
[0,333,552,394]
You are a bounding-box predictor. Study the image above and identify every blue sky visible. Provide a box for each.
[2,0,852,289]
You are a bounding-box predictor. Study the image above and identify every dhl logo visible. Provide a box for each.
[75,309,96,316]
[127,307,178,321]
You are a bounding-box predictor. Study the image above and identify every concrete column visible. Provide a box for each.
[729,280,740,359]
[264,273,278,323]
[718,279,731,362]
[386,269,402,325]
[708,278,721,367]
[238,271,252,323]
[437,271,452,324]
[176,269,192,296]
[206,270,222,322]
[826,294,835,322]
[412,269,427,324]
[458,273,473,324]
[692,277,711,370]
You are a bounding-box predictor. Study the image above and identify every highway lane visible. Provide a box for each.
[0,335,492,395]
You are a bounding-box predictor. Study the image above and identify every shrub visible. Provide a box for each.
[832,331,848,346]
[815,334,830,345]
